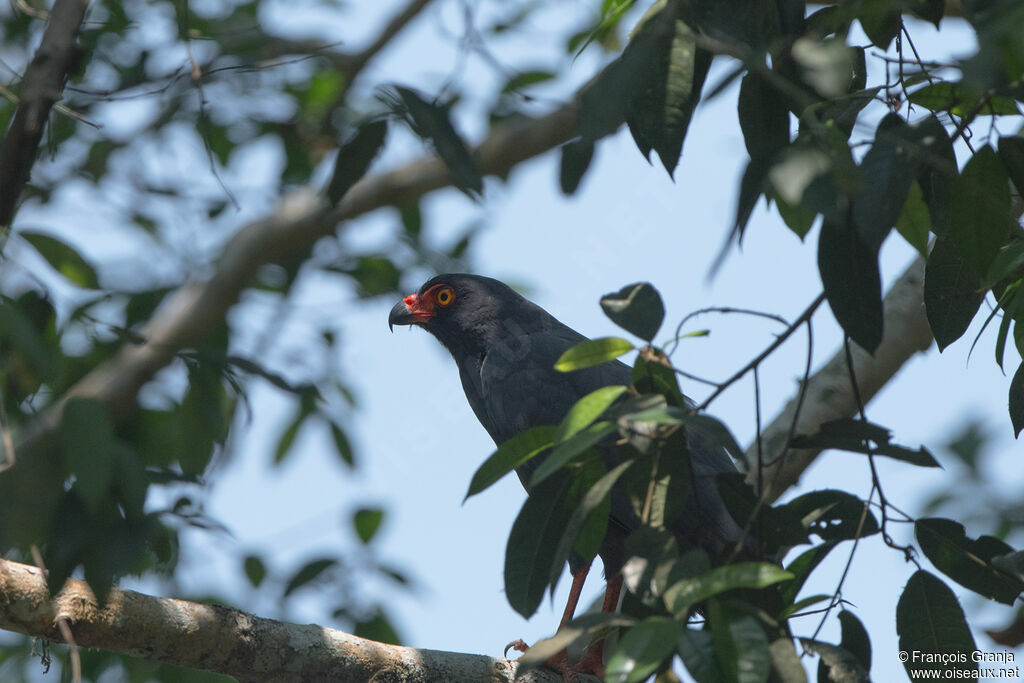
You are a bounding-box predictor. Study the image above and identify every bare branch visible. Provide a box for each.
[746,256,934,502]
[0,0,90,229]
[0,558,585,683]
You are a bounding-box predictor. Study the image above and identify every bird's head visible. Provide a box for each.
[388,273,546,356]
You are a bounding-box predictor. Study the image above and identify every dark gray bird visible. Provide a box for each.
[389,273,745,673]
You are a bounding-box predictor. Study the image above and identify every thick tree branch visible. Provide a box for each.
[745,257,934,501]
[0,0,89,229]
[0,558,589,683]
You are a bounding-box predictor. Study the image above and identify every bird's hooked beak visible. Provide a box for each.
[388,293,434,331]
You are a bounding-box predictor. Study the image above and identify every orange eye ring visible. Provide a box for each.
[435,286,455,307]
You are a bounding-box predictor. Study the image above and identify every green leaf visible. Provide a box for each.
[567,458,625,564]
[353,507,385,544]
[1011,363,1024,437]
[326,119,387,204]
[914,116,957,237]
[530,421,616,488]
[559,139,595,195]
[786,489,879,542]
[502,70,555,93]
[632,349,686,407]
[389,86,482,198]
[677,628,723,683]
[60,398,116,514]
[664,563,793,616]
[606,616,681,683]
[557,385,629,442]
[949,146,1012,277]
[504,472,576,618]
[915,517,1024,604]
[818,215,883,353]
[600,282,666,342]
[555,337,635,371]
[21,231,100,289]
[925,236,985,351]
[858,1,900,49]
[983,239,1024,288]
[908,82,1021,117]
[896,181,931,257]
[465,426,557,499]
[328,421,355,468]
[781,541,839,605]
[625,7,711,175]
[354,610,402,645]
[274,402,313,465]
[519,613,636,673]
[243,555,266,588]
[896,571,978,681]
[709,600,772,683]
[284,558,337,597]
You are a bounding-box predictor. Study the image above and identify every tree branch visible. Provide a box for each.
[0,557,588,683]
[0,0,90,229]
[745,256,934,501]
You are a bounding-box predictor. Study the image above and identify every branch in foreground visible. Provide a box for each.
[0,558,586,683]
[746,256,933,502]
[0,0,90,228]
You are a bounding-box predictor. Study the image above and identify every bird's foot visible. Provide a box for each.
[504,639,605,682]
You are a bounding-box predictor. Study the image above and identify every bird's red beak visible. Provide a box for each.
[388,293,435,331]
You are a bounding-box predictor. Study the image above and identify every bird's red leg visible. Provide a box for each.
[558,561,592,629]
[568,573,622,679]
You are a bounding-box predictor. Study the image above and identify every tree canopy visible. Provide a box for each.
[0,0,1022,681]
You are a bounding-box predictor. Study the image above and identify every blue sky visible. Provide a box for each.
[5,1,1022,681]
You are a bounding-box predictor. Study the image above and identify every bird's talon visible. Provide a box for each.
[504,638,530,658]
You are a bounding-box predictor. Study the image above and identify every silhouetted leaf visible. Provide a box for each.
[818,215,883,352]
[560,139,595,195]
[60,398,116,514]
[505,472,575,618]
[853,113,918,251]
[949,146,1011,277]
[998,136,1024,194]
[805,639,869,683]
[925,236,985,351]
[1011,363,1024,437]
[601,282,665,342]
[786,489,879,541]
[284,558,337,597]
[896,181,931,257]
[326,119,387,204]
[916,517,1024,604]
[896,571,977,681]
[388,86,482,198]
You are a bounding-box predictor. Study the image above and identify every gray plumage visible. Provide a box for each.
[389,273,745,574]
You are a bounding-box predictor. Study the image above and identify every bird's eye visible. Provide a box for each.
[436,286,455,307]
